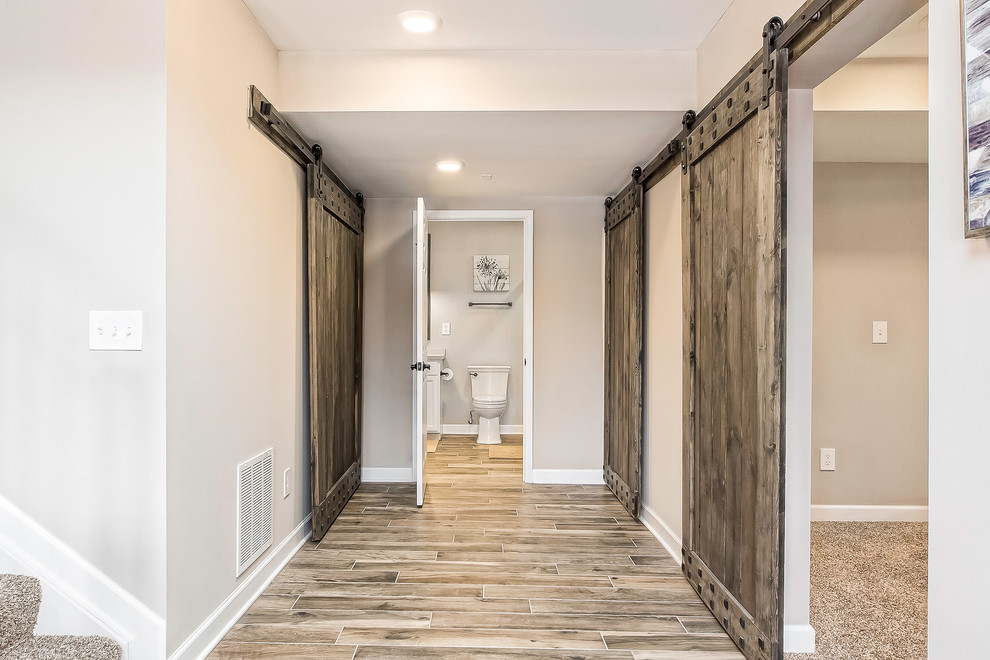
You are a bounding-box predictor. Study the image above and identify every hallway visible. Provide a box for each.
[210,437,741,658]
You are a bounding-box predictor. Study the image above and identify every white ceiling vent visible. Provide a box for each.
[236,448,274,577]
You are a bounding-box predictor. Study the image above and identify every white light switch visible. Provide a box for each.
[441,322,451,336]
[283,467,292,498]
[89,311,143,351]
[872,321,888,344]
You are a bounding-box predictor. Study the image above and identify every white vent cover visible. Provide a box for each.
[236,448,274,577]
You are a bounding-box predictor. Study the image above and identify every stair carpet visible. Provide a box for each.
[0,574,121,660]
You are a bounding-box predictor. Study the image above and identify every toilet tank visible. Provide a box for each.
[467,365,510,399]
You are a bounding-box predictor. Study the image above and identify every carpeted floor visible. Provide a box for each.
[786,521,927,660]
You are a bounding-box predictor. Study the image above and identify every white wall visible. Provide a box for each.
[363,197,604,474]
[928,1,990,656]
[785,88,816,653]
[165,0,309,654]
[0,0,167,632]
[641,174,684,553]
[429,222,524,426]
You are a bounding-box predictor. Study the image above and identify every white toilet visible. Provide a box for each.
[468,365,510,445]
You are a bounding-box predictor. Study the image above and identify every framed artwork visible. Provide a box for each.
[964,0,990,238]
[473,255,509,292]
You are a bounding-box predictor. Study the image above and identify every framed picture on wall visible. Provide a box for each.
[963,0,990,238]
[473,255,509,292]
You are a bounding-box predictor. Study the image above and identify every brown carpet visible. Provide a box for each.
[786,521,927,660]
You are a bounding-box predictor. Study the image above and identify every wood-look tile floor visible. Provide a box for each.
[210,436,741,659]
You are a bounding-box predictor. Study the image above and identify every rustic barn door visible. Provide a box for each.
[603,183,645,518]
[680,44,788,660]
[307,158,364,541]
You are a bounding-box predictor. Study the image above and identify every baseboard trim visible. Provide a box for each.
[168,514,311,660]
[0,494,164,660]
[810,504,928,522]
[529,469,604,485]
[784,623,816,653]
[441,424,524,435]
[362,467,414,482]
[639,505,682,564]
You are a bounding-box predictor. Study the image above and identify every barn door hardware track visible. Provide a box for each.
[621,0,842,194]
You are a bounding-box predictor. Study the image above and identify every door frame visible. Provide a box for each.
[423,209,535,482]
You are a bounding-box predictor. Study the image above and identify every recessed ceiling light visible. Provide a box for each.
[399,10,442,34]
[435,160,463,172]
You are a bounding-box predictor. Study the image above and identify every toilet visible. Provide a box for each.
[468,365,510,445]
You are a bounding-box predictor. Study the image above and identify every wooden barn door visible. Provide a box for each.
[307,160,364,541]
[604,183,645,518]
[681,47,788,660]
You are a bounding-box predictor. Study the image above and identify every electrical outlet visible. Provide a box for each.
[441,322,451,335]
[283,467,291,498]
[872,321,888,344]
[820,448,836,471]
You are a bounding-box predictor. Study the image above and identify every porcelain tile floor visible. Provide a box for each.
[209,436,741,659]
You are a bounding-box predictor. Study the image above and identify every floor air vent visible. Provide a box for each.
[236,448,274,576]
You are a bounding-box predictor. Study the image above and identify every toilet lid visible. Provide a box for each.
[473,395,506,405]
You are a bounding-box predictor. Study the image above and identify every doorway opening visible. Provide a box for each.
[789,3,930,656]
[414,208,535,503]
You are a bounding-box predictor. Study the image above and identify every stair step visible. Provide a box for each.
[1,635,122,660]
[0,575,41,653]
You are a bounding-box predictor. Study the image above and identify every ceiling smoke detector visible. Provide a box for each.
[399,10,442,34]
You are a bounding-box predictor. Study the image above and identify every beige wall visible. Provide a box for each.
[814,57,928,111]
[278,50,696,113]
[696,0,805,105]
[166,0,309,653]
[642,174,684,540]
[812,163,928,507]
[0,0,167,623]
[429,222,524,426]
[363,196,604,473]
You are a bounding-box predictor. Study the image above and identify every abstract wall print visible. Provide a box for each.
[473,255,509,292]
[965,0,990,238]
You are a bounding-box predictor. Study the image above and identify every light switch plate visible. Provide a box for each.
[89,311,143,351]
[441,322,451,336]
[283,467,292,498]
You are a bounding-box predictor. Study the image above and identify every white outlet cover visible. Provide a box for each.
[872,320,888,344]
[820,448,836,471]
[89,311,143,351]
[441,322,451,335]
[283,467,292,498]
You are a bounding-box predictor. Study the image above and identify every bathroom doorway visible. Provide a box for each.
[419,209,534,487]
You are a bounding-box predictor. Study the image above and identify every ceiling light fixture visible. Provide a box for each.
[399,10,442,34]
[435,160,463,172]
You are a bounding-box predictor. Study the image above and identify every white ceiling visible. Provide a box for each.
[814,111,928,163]
[242,0,733,52]
[285,111,683,198]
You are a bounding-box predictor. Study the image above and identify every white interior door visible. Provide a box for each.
[412,197,429,506]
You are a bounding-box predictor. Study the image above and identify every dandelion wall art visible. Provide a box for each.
[473,255,509,292]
